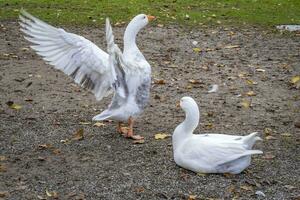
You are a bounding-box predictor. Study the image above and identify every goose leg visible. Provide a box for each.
[117,122,128,135]
[126,116,144,140]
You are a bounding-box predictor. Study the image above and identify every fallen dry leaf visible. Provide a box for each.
[73,129,84,141]
[154,133,171,140]
[38,144,52,149]
[133,139,145,144]
[241,100,250,109]
[240,185,254,191]
[246,91,256,96]
[192,47,202,53]
[6,101,22,110]
[256,68,265,72]
[291,75,300,84]
[188,79,201,84]
[37,195,46,200]
[154,79,166,84]
[46,189,58,199]
[188,195,197,200]
[93,122,105,127]
[0,156,6,161]
[79,122,91,125]
[0,191,8,198]
[224,45,240,49]
[264,128,273,136]
[280,132,292,137]
[245,79,257,85]
[265,135,276,140]
[0,164,7,172]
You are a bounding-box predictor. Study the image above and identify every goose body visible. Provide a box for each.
[173,97,263,174]
[19,10,155,139]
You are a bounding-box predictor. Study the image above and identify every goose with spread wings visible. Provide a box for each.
[19,10,155,140]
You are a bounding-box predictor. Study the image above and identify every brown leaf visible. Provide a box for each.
[154,79,166,84]
[154,133,171,140]
[188,195,197,200]
[0,191,8,198]
[240,185,254,191]
[73,129,84,141]
[188,79,202,84]
[52,149,61,155]
[0,164,7,172]
[134,187,145,193]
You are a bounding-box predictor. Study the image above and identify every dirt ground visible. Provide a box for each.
[0,20,299,200]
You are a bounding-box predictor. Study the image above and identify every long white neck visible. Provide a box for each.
[172,103,200,150]
[123,23,139,55]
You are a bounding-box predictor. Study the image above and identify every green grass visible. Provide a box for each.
[0,0,299,27]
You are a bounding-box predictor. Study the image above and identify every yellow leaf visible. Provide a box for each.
[224,45,240,49]
[246,91,256,96]
[281,132,292,137]
[264,128,272,135]
[73,129,84,141]
[6,101,22,110]
[192,48,202,53]
[46,190,58,198]
[291,75,300,84]
[154,133,171,140]
[241,100,250,108]
[93,122,105,127]
[245,79,257,85]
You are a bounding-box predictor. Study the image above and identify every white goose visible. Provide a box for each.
[19,10,155,140]
[173,97,263,174]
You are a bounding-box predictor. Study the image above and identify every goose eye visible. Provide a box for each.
[143,16,146,19]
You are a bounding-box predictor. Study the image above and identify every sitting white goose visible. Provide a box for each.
[173,97,263,174]
[19,10,155,140]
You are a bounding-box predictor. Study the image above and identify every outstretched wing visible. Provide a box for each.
[105,18,128,99]
[19,9,117,101]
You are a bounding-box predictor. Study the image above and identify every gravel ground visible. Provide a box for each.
[0,20,299,199]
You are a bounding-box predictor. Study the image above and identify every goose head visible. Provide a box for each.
[124,14,155,53]
[179,96,200,131]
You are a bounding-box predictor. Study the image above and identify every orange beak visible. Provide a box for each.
[147,15,155,21]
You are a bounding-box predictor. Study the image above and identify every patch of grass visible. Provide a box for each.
[0,0,299,27]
